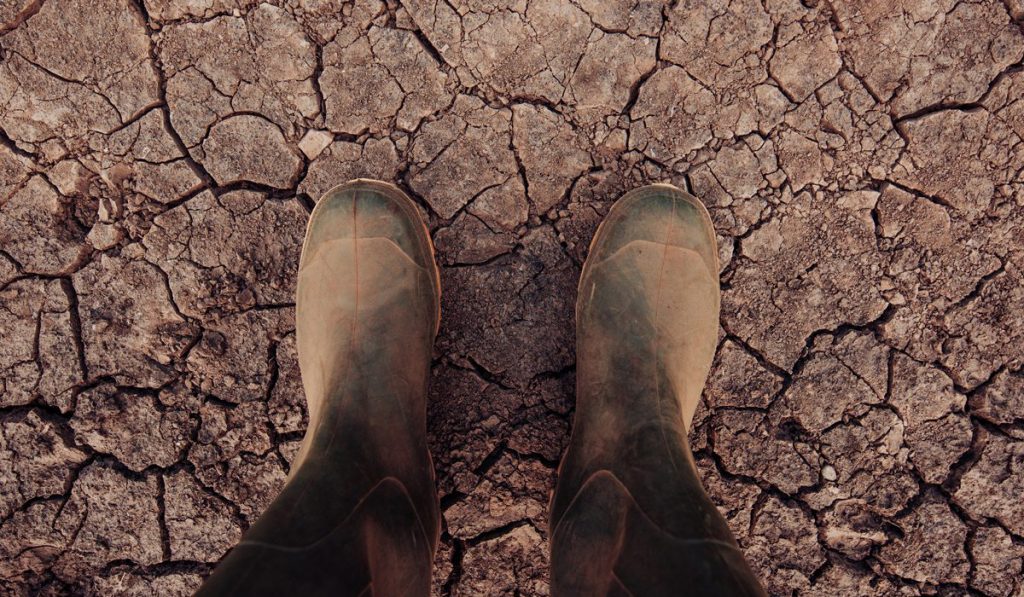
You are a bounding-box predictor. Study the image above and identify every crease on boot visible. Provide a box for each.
[552,470,763,597]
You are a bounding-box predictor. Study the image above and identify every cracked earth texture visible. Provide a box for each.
[1,0,1023,595]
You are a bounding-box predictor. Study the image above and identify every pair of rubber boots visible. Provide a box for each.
[197,180,765,596]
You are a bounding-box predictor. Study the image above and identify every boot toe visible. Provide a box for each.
[301,179,435,273]
[585,183,718,278]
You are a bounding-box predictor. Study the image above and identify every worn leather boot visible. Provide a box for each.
[197,179,441,596]
[550,184,765,596]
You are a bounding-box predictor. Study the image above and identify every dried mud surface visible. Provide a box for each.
[2,0,1024,595]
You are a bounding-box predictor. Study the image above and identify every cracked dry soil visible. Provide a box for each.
[1,0,1023,595]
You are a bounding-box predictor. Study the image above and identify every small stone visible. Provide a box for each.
[86,223,123,250]
[298,129,334,160]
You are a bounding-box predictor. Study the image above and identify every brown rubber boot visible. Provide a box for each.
[197,179,441,596]
[549,184,765,596]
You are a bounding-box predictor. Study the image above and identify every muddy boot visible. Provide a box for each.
[549,184,765,596]
[197,179,441,597]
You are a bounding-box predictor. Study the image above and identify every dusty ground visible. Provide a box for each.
[1,0,1024,595]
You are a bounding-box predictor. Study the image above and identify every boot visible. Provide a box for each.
[197,179,441,596]
[549,184,765,596]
